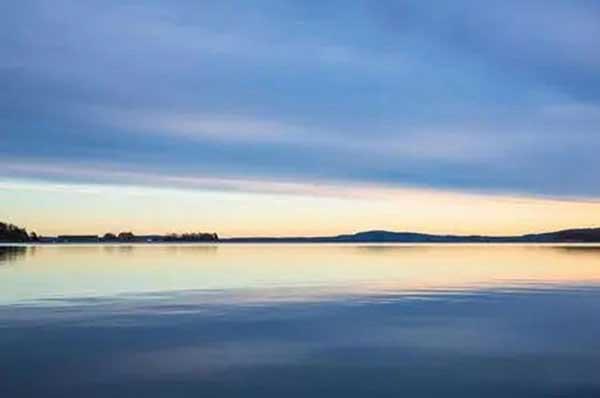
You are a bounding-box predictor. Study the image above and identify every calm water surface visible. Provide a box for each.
[1,244,600,397]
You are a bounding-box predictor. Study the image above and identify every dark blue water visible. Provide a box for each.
[1,244,600,397]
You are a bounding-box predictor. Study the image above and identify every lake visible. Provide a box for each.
[1,244,600,397]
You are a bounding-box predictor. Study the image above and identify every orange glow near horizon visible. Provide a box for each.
[2,178,600,237]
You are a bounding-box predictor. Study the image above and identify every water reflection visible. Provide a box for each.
[0,245,27,264]
[1,244,600,305]
[1,244,600,397]
[550,245,600,254]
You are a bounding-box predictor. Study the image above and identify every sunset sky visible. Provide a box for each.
[2,1,600,236]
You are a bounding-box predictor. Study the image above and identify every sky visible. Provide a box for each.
[1,0,600,236]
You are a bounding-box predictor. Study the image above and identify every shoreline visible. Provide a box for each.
[3,241,600,246]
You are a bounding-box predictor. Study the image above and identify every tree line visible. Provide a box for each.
[101,232,219,242]
[0,222,38,242]
[1,221,219,243]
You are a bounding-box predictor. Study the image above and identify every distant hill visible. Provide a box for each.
[225,228,600,243]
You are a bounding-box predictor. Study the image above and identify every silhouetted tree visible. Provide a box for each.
[103,233,117,241]
[163,232,219,242]
[0,222,30,242]
[117,232,135,241]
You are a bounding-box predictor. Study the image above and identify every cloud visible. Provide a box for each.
[93,108,302,142]
[374,0,600,99]
[90,106,518,161]
[1,1,600,198]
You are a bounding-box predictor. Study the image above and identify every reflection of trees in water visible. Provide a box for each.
[179,244,219,255]
[0,246,27,264]
[102,245,134,254]
[100,244,219,256]
[162,244,219,256]
[117,245,134,254]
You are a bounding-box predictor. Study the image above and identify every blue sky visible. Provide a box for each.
[2,1,600,235]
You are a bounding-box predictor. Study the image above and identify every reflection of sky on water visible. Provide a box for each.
[1,244,600,397]
[2,244,600,305]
